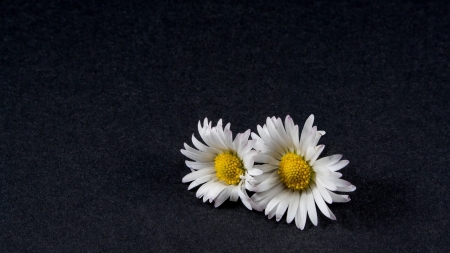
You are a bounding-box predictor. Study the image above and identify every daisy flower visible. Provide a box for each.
[181,118,262,210]
[251,115,356,229]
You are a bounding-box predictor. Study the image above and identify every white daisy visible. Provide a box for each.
[251,115,356,229]
[181,118,263,210]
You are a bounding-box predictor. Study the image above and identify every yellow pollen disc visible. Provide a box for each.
[214,152,245,185]
[278,153,313,191]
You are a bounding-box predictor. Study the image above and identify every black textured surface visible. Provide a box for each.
[1,1,449,252]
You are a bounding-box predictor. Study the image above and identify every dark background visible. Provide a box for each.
[1,0,449,252]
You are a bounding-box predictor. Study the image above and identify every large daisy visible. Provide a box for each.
[251,115,356,229]
[181,118,262,210]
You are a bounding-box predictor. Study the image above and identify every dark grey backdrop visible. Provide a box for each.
[1,0,449,252]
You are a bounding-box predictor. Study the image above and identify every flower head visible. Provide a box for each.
[251,115,356,229]
[181,118,262,210]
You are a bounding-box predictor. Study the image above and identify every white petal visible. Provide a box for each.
[315,181,332,204]
[229,186,239,202]
[316,176,338,191]
[306,188,318,226]
[196,180,217,198]
[236,181,252,210]
[251,201,264,212]
[251,171,273,184]
[255,172,279,192]
[240,139,256,157]
[299,115,314,153]
[256,164,278,173]
[336,185,357,192]
[311,185,330,218]
[265,190,287,216]
[181,149,215,162]
[248,168,263,176]
[254,154,279,165]
[295,202,302,229]
[253,182,284,209]
[251,132,263,142]
[292,125,300,150]
[252,181,284,202]
[241,197,253,210]
[266,118,289,154]
[276,117,290,140]
[207,183,227,203]
[209,127,228,150]
[233,133,244,154]
[214,187,232,207]
[327,160,349,171]
[197,119,207,137]
[302,126,317,153]
[199,181,219,201]
[192,135,219,154]
[183,142,205,154]
[286,191,300,224]
[284,116,298,149]
[188,174,215,190]
[241,134,252,156]
[182,168,215,183]
[198,119,215,147]
[312,130,325,147]
[243,150,257,170]
[321,171,343,179]
[256,124,272,144]
[235,130,251,157]
[309,145,325,165]
[298,191,308,230]
[267,203,278,219]
[240,129,251,145]
[327,178,353,188]
[222,123,233,148]
[185,161,214,170]
[238,183,253,210]
[328,190,351,202]
[245,178,257,192]
[216,120,229,149]
[305,147,315,161]
[253,141,268,152]
[314,154,343,168]
[257,124,285,156]
[314,167,331,176]
[276,191,292,221]
[327,206,336,220]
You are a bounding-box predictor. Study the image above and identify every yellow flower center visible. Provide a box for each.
[214,152,245,185]
[278,153,313,191]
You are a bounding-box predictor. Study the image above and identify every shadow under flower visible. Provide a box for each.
[319,179,415,230]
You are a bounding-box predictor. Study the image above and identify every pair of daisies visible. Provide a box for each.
[181,115,355,230]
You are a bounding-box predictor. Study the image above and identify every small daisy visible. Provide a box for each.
[251,115,356,229]
[181,118,263,210]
